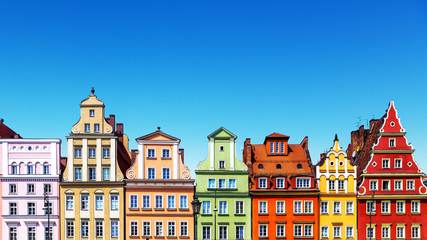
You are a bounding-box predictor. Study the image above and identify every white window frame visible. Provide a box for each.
[167,221,176,237]
[338,180,345,190]
[276,201,285,214]
[294,200,303,214]
[167,195,175,209]
[155,221,164,237]
[296,177,311,188]
[219,200,228,214]
[180,221,189,237]
[147,148,156,158]
[236,225,244,239]
[155,195,163,209]
[259,178,267,189]
[276,178,285,189]
[304,200,313,213]
[395,158,402,168]
[208,179,216,189]
[130,195,138,209]
[389,138,396,147]
[407,180,415,191]
[382,226,390,238]
[179,195,188,209]
[382,158,390,169]
[219,160,226,169]
[276,224,285,237]
[162,148,170,158]
[142,221,151,237]
[229,179,236,189]
[321,226,329,238]
[218,179,226,189]
[202,201,211,214]
[147,168,156,179]
[346,226,354,238]
[395,180,403,191]
[367,200,376,214]
[412,225,420,238]
[202,226,211,240]
[370,180,378,191]
[396,200,405,214]
[162,167,170,180]
[396,226,405,238]
[381,201,390,214]
[219,226,228,240]
[333,226,341,238]
[142,195,150,209]
[259,224,268,237]
[294,224,303,237]
[259,201,268,214]
[130,221,138,237]
[235,200,244,215]
[346,201,354,214]
[333,201,341,214]
[411,200,420,214]
[382,180,390,191]
[320,201,329,214]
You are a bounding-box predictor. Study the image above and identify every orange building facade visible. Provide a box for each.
[244,133,319,240]
[124,128,194,239]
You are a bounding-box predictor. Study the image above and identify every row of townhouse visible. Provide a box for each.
[0,88,426,240]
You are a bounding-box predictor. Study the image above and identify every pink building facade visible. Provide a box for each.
[0,139,61,240]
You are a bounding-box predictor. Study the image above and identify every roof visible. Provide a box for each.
[136,127,180,141]
[207,126,237,139]
[266,132,290,138]
[0,121,21,139]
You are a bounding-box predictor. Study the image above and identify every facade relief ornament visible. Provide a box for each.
[72,126,80,134]
[126,170,136,179]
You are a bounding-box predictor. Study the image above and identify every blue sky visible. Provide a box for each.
[1,1,427,173]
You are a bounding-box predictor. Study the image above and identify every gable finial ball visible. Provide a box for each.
[91,87,95,94]
[157,126,161,131]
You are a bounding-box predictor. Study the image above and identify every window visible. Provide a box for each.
[259,178,267,188]
[27,164,34,174]
[27,183,35,193]
[235,201,244,214]
[111,221,119,238]
[333,226,341,238]
[155,195,163,209]
[389,138,395,147]
[346,226,354,238]
[277,178,285,188]
[395,158,402,168]
[11,164,18,174]
[382,158,390,168]
[333,201,341,214]
[130,221,138,236]
[180,222,188,237]
[275,142,279,153]
[202,201,211,214]
[67,221,74,238]
[9,227,17,240]
[168,222,176,237]
[382,180,390,191]
[156,222,164,237]
[89,149,96,158]
[258,164,264,169]
[89,109,95,117]
[84,124,90,132]
[276,201,285,214]
[94,124,100,132]
[259,201,268,214]
[89,168,96,180]
[382,201,390,214]
[219,179,226,188]
[321,226,328,238]
[75,168,82,180]
[229,179,236,188]
[412,226,420,238]
[180,195,188,209]
[305,225,313,236]
[219,145,224,151]
[43,164,50,174]
[276,164,282,169]
[280,142,285,153]
[148,168,155,179]
[27,227,35,240]
[294,225,303,237]
[148,149,155,158]
[412,201,420,213]
[66,195,74,210]
[370,180,378,191]
[162,168,170,179]
[219,201,227,214]
[277,224,285,237]
[103,148,110,158]
[305,201,313,213]
[321,201,329,214]
[219,160,225,169]
[143,222,151,237]
[407,180,415,190]
[367,200,376,214]
[397,226,405,238]
[329,180,336,190]
[143,195,150,209]
[103,168,110,180]
[9,184,16,194]
[296,178,311,188]
[44,184,52,194]
[75,148,82,158]
[202,226,211,240]
[346,201,354,214]
[111,195,119,210]
[96,195,104,210]
[382,226,390,238]
[168,195,175,209]
[259,225,267,237]
[338,180,345,190]
[44,201,52,215]
[294,201,302,213]
[270,142,274,153]
[208,179,216,188]
[28,202,36,215]
[162,149,170,158]
[81,221,89,238]
[395,180,402,190]
[397,200,405,213]
[81,195,89,210]
[96,221,104,238]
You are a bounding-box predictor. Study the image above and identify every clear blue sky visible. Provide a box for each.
[1,1,427,174]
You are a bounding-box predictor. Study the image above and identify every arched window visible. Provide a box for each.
[43,163,50,175]
[11,163,18,174]
[27,163,34,174]
[258,164,264,169]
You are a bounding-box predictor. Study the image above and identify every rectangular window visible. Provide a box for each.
[155,195,163,209]
[321,226,328,238]
[89,109,95,117]
[168,222,176,237]
[143,195,150,209]
[382,158,390,168]
[277,178,285,188]
[130,221,138,236]
[148,149,155,158]
[43,184,52,194]
[162,149,170,158]
[219,201,227,214]
[305,225,313,236]
[338,180,345,190]
[143,222,151,237]
[321,201,329,214]
[305,201,313,213]
[148,168,155,179]
[412,226,420,238]
[367,200,376,214]
[259,225,267,237]
[219,179,226,188]
[168,195,175,209]
[28,164,34,174]
[111,195,119,210]
[296,178,311,188]
[270,142,274,153]
[81,221,89,238]
[276,201,285,214]
[84,124,90,132]
[9,227,17,240]
[382,226,390,238]
[329,180,336,190]
[75,168,82,180]
[11,164,17,174]
[9,184,16,194]
[294,225,302,237]
[346,201,354,214]
[162,168,170,179]
[27,183,35,193]
[333,226,341,238]
[333,201,341,214]
[156,222,163,237]
[67,221,74,238]
[89,148,96,158]
[96,221,103,238]
[111,221,119,238]
[180,195,188,209]
[395,180,402,190]
[397,200,405,213]
[382,201,390,214]
[43,165,50,174]
[94,124,100,133]
[96,195,104,210]
[382,180,390,191]
[397,226,405,238]
[103,148,110,158]
[75,148,82,158]
[235,201,244,214]
[44,201,52,215]
[208,179,216,188]
[370,180,378,191]
[259,201,268,214]
[180,222,188,237]
[103,168,110,180]
[28,202,36,215]
[28,227,36,240]
[294,201,302,213]
[346,226,354,238]
[395,158,402,168]
[259,178,267,188]
[277,224,285,237]
[130,195,138,209]
[66,195,74,210]
[81,195,89,210]
[219,160,225,169]
[219,145,224,151]
[89,168,96,180]
[275,142,279,153]
[280,142,285,153]
[407,180,415,190]
[44,227,52,240]
[389,138,396,147]
[202,201,211,214]
[202,226,211,240]
[229,179,236,188]
[411,201,420,213]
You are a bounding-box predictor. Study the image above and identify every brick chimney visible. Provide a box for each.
[179,148,185,164]
[106,114,116,132]
[116,123,124,142]
[243,138,251,165]
[131,149,138,163]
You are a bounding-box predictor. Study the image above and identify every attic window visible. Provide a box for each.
[280,142,284,153]
[389,139,396,148]
[270,142,274,154]
[219,145,224,151]
[89,109,95,117]
[297,164,302,169]
[258,164,264,169]
[276,164,282,169]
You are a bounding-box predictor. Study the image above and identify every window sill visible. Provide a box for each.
[129,207,139,211]
[141,208,152,211]
[161,157,172,160]
[147,157,157,160]
[179,236,190,239]
[258,213,269,216]
[276,237,286,239]
[276,213,287,216]
[218,214,229,216]
[412,212,421,215]
[201,214,212,216]
[167,208,177,211]
[366,213,376,215]
[179,208,189,211]
[154,208,164,211]
[333,213,342,215]
[235,213,246,216]
[396,212,406,215]
[259,237,269,239]
[294,213,314,215]
[381,213,391,215]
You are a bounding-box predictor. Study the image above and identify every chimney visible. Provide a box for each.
[369,119,377,131]
[179,148,185,164]
[106,114,116,132]
[116,123,124,143]
[131,149,138,163]
[243,138,251,164]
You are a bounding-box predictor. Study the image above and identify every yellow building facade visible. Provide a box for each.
[316,135,357,239]
[60,89,132,240]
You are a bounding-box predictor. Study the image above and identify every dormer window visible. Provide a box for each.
[219,145,224,151]
[277,178,285,189]
[275,142,279,153]
[297,164,302,169]
[280,142,284,153]
[259,178,267,189]
[389,138,395,147]
[270,142,274,153]
[296,178,311,188]
[89,109,95,117]
[276,164,282,169]
[258,164,264,169]
[84,124,90,132]
[219,161,225,169]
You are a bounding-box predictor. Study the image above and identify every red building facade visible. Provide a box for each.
[244,133,319,240]
[357,101,427,240]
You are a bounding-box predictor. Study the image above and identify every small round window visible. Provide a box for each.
[276,164,282,169]
[391,121,395,127]
[28,146,32,151]
[297,164,302,169]
[258,164,264,169]
[330,161,335,167]
[339,161,344,167]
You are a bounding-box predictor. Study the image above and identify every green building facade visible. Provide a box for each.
[195,127,251,240]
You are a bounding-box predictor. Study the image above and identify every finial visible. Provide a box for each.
[334,134,339,141]
[157,126,161,131]
[91,87,95,95]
